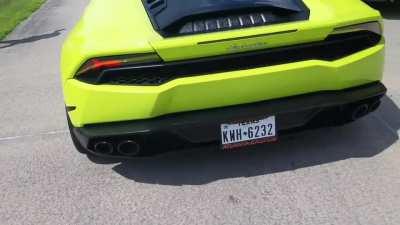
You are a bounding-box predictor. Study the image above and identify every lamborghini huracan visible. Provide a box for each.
[61,0,386,158]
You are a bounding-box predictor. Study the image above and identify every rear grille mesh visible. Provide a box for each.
[77,31,381,86]
[107,75,168,86]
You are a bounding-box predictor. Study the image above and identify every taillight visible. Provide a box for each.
[75,53,162,83]
[332,21,382,36]
[77,59,123,76]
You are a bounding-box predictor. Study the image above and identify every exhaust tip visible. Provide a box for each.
[369,100,381,112]
[117,140,141,156]
[351,104,369,121]
[94,142,114,155]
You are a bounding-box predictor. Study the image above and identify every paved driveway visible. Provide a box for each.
[0,1,399,225]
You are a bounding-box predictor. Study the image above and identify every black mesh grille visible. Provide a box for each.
[77,31,381,86]
[107,74,171,86]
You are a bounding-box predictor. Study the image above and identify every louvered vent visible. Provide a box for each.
[141,0,310,37]
[179,12,283,35]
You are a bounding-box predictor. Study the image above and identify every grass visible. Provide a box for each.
[0,0,46,40]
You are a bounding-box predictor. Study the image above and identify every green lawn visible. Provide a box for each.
[0,0,46,39]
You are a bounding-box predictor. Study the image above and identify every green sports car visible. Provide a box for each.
[61,0,386,158]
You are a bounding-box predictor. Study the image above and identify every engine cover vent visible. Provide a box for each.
[142,0,310,37]
[179,12,291,35]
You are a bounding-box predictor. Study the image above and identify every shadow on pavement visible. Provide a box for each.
[367,2,400,19]
[89,96,400,185]
[0,29,65,49]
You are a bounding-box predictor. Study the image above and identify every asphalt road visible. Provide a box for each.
[0,1,399,225]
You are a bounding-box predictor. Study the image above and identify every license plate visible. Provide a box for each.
[221,116,277,150]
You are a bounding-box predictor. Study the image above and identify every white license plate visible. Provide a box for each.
[221,116,277,149]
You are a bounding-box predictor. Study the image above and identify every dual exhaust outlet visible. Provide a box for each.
[93,140,141,156]
[348,100,381,121]
[91,100,381,156]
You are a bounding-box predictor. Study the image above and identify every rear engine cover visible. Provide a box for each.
[142,0,310,37]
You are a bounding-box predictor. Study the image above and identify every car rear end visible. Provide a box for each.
[61,0,386,158]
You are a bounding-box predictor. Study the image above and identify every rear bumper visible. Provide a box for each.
[65,42,385,127]
[71,82,386,157]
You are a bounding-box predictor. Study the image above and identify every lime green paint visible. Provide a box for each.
[0,0,45,39]
[65,43,384,127]
[60,0,384,127]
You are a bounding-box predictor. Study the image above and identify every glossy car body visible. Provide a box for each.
[61,0,386,157]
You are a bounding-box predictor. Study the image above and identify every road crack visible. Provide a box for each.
[0,130,68,142]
